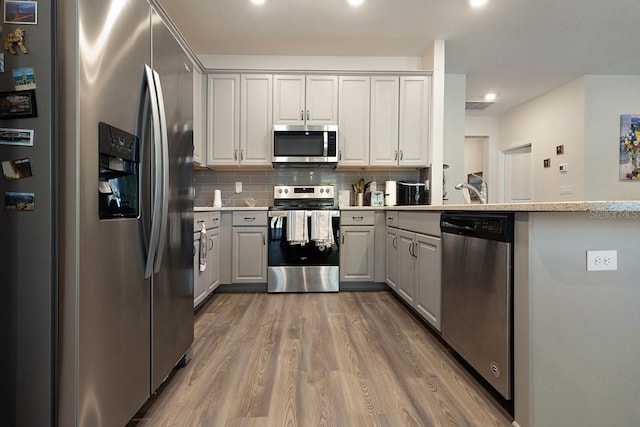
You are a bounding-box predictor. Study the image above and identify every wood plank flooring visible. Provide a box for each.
[129,292,512,427]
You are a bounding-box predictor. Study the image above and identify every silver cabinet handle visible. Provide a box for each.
[209,237,214,251]
[263,233,266,245]
[409,242,415,257]
[400,150,403,160]
[339,150,342,160]
[244,217,256,222]
[393,236,397,249]
[306,110,310,121]
[234,149,238,160]
[341,234,345,244]
[352,216,364,221]
[240,149,244,160]
[300,110,304,120]
[394,150,398,161]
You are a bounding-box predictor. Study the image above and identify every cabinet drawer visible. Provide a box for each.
[398,212,440,236]
[341,210,375,226]
[385,211,399,227]
[194,211,221,231]
[232,211,267,226]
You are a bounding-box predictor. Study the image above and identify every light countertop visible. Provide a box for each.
[195,201,640,213]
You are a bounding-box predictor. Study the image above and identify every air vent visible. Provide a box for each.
[465,101,495,111]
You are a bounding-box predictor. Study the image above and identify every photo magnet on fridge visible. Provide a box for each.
[4,191,34,211]
[2,157,33,180]
[0,127,33,145]
[4,1,37,25]
[13,67,35,90]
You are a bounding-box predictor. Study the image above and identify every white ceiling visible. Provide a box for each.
[157,0,640,116]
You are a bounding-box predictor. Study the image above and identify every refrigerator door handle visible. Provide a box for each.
[151,68,169,274]
[139,64,163,279]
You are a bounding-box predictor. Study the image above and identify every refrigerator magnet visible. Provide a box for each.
[13,67,36,90]
[0,128,33,146]
[2,157,33,180]
[4,2,37,25]
[5,191,34,211]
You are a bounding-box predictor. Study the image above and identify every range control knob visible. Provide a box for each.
[319,188,324,194]
[284,188,289,194]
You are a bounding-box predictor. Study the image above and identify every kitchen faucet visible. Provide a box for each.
[454,174,488,204]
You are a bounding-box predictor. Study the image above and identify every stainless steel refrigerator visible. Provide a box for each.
[0,1,194,426]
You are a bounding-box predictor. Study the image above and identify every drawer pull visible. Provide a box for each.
[352,216,364,221]
[244,217,256,222]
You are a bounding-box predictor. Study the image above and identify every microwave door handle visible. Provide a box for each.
[323,131,328,157]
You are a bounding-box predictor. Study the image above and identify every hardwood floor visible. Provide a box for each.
[129,292,512,427]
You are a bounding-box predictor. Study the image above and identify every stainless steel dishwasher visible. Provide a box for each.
[440,212,514,400]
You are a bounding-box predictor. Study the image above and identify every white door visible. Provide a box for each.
[504,145,532,202]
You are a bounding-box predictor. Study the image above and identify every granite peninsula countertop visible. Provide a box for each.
[194,201,640,213]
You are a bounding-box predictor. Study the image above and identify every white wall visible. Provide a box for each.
[464,137,484,176]
[584,75,640,200]
[443,74,466,204]
[499,78,586,202]
[465,115,499,202]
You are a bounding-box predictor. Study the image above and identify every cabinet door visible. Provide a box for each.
[414,233,441,331]
[305,75,338,125]
[398,75,430,166]
[396,229,415,304]
[192,67,205,166]
[193,238,207,307]
[338,76,370,166]
[370,76,399,166]
[273,75,305,125]
[206,228,220,293]
[207,74,240,165]
[240,74,272,166]
[232,227,267,283]
[385,227,399,289]
[340,225,375,282]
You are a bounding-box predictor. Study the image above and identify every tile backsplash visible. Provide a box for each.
[194,168,420,207]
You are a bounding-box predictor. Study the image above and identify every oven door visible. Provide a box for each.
[268,210,340,267]
[267,209,340,292]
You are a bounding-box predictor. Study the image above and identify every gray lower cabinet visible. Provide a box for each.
[385,226,398,289]
[340,211,375,282]
[397,229,416,304]
[232,211,268,284]
[413,233,441,330]
[386,211,441,331]
[194,211,221,307]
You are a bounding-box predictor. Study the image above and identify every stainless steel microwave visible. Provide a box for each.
[272,125,338,166]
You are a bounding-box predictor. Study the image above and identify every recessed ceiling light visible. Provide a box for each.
[484,93,497,101]
[348,0,365,7]
[469,0,488,8]
[250,0,266,5]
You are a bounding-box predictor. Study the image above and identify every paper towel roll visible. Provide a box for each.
[384,181,396,206]
[213,189,222,207]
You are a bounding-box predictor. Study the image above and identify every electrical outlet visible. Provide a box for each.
[586,250,617,271]
[559,185,572,195]
[235,182,242,193]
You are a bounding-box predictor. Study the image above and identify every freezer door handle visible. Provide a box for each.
[138,64,164,279]
[151,67,169,274]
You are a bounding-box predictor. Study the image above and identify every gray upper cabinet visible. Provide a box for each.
[398,76,430,166]
[207,74,272,166]
[338,76,370,166]
[239,74,273,166]
[273,75,338,125]
[370,76,400,166]
[207,74,240,166]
